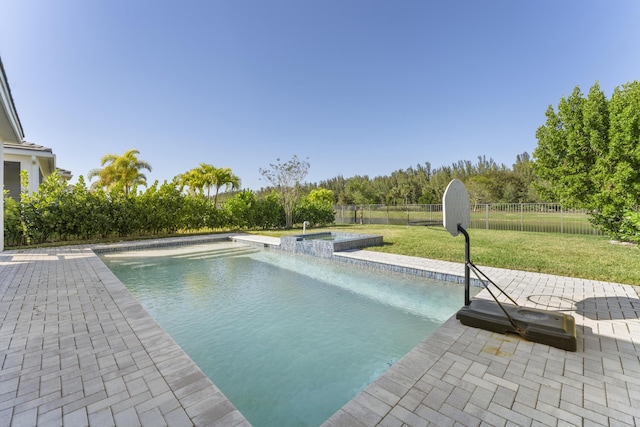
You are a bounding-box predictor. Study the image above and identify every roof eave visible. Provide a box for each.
[3,143,55,157]
[0,56,25,143]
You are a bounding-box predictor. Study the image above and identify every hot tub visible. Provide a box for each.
[280,232,383,258]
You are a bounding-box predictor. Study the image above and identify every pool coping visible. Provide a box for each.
[1,233,639,426]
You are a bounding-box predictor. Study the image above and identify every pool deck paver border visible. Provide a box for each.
[0,234,639,426]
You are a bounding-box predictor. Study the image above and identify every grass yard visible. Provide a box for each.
[254,224,640,286]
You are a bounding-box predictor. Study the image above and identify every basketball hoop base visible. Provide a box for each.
[456,299,577,352]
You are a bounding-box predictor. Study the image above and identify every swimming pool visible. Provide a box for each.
[100,241,473,426]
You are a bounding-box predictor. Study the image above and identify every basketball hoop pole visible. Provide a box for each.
[457,224,471,306]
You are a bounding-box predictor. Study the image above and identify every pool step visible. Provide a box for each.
[104,245,260,269]
[171,246,259,261]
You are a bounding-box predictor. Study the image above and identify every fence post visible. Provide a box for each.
[485,204,489,230]
[520,203,523,231]
[560,206,563,234]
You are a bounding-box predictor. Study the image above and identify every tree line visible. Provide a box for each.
[287,153,539,206]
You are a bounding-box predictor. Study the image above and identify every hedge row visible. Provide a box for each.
[3,174,335,247]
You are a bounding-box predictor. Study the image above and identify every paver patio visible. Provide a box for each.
[325,251,640,427]
[1,234,639,426]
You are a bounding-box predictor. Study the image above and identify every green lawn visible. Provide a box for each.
[253,224,640,286]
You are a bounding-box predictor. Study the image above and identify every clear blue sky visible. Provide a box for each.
[1,0,639,191]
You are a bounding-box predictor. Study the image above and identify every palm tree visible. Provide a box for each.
[175,164,241,203]
[176,168,205,196]
[198,163,218,199]
[88,149,152,195]
[211,166,241,205]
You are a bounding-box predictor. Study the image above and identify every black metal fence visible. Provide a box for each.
[333,203,602,235]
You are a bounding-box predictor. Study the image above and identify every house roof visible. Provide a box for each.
[56,168,73,180]
[3,140,53,153]
[4,141,57,176]
[0,55,25,142]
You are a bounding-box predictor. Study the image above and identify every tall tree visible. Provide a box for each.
[197,163,218,199]
[88,149,152,195]
[259,155,310,228]
[344,175,378,205]
[533,80,640,236]
[211,167,241,205]
[175,164,240,203]
[509,152,538,202]
[533,84,608,206]
[175,168,205,197]
[592,82,640,233]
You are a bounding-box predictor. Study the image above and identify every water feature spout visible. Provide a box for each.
[303,221,310,234]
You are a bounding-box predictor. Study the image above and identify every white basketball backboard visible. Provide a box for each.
[442,179,470,236]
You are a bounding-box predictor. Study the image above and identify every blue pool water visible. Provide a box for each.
[100,241,472,426]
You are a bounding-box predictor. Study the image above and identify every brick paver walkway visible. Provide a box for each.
[325,252,640,427]
[0,242,249,427]
[1,235,639,426]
